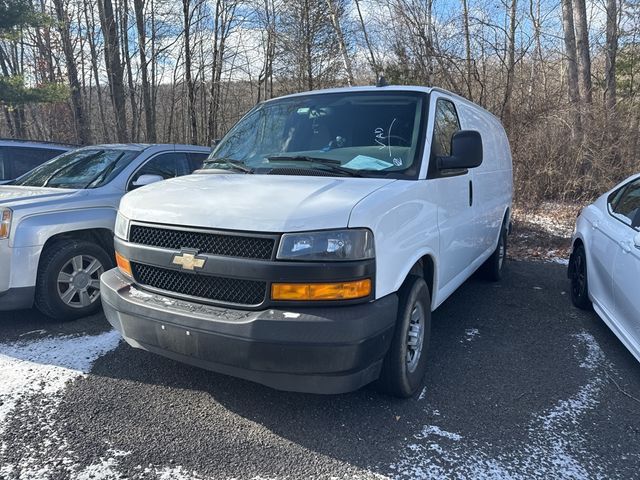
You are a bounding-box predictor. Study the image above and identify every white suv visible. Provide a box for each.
[101,86,513,397]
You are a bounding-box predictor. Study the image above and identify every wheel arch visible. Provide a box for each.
[399,253,437,310]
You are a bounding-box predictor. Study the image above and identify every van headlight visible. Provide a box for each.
[277,229,374,261]
[114,212,130,240]
[0,208,12,239]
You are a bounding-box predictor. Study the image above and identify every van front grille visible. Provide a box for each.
[129,225,275,260]
[131,262,267,306]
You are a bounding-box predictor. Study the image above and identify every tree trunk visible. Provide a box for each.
[354,0,378,79]
[326,0,354,86]
[53,0,91,144]
[183,0,197,144]
[573,0,592,105]
[98,0,128,142]
[134,0,156,142]
[462,0,473,100]
[561,0,582,136]
[501,0,517,129]
[604,0,618,113]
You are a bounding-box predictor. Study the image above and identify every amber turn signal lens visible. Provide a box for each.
[115,252,132,277]
[271,279,371,301]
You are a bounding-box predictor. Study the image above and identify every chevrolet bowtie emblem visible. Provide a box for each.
[172,250,206,271]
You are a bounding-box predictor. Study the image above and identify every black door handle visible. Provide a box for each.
[469,180,473,207]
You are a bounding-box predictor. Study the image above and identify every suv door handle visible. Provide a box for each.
[620,241,632,253]
[591,221,599,230]
[469,180,473,207]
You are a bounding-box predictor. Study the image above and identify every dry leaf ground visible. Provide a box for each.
[509,202,582,264]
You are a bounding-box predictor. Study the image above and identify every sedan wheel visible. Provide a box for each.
[570,244,592,310]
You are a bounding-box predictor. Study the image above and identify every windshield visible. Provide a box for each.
[205,91,427,178]
[13,148,140,189]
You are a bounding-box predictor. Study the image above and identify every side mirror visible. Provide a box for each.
[437,130,483,170]
[132,174,164,188]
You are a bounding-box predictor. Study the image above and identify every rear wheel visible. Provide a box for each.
[570,244,592,310]
[378,276,431,398]
[35,240,112,320]
[482,221,508,281]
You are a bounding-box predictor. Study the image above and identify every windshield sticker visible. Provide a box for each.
[344,155,394,171]
[374,118,398,158]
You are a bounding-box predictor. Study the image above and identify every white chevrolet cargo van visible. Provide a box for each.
[101,86,513,397]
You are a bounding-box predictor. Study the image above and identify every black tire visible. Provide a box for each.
[378,276,431,398]
[570,244,592,310]
[35,240,113,320]
[482,222,508,281]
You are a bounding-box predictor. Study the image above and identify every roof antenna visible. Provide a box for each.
[376,75,388,87]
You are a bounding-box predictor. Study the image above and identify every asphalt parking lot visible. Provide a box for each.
[1,261,639,479]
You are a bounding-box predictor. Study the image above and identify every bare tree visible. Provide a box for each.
[604,0,618,112]
[573,0,592,105]
[98,0,129,142]
[53,0,91,144]
[561,0,582,135]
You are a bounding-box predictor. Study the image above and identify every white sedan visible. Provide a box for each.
[569,173,640,362]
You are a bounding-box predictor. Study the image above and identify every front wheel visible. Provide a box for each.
[35,240,112,320]
[569,244,592,310]
[378,276,431,398]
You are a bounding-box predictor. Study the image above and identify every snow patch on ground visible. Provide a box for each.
[0,330,121,434]
[0,331,214,479]
[390,331,611,479]
[462,328,480,342]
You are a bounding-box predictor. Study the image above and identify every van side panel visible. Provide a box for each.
[456,102,513,256]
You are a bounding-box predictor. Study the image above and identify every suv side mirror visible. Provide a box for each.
[437,130,483,170]
[132,174,164,188]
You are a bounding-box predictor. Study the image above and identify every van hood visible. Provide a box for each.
[120,174,396,232]
[0,186,82,209]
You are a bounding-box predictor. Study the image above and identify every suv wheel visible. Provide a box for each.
[378,276,431,398]
[570,244,592,310]
[35,240,112,320]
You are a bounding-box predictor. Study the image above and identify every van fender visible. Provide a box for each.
[390,248,439,311]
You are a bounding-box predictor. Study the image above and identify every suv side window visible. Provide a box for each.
[610,179,640,227]
[188,152,209,171]
[129,152,190,190]
[432,99,461,157]
[0,146,65,180]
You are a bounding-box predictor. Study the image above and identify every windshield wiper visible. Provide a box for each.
[42,151,103,188]
[266,156,362,177]
[203,157,253,173]
[83,152,125,188]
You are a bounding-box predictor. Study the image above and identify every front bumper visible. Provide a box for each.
[101,268,398,394]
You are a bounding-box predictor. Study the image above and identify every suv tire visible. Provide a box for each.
[35,240,112,320]
[378,276,431,398]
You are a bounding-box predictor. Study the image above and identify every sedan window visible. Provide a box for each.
[610,179,640,227]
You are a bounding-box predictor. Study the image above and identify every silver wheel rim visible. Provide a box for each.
[56,255,104,309]
[406,302,425,373]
